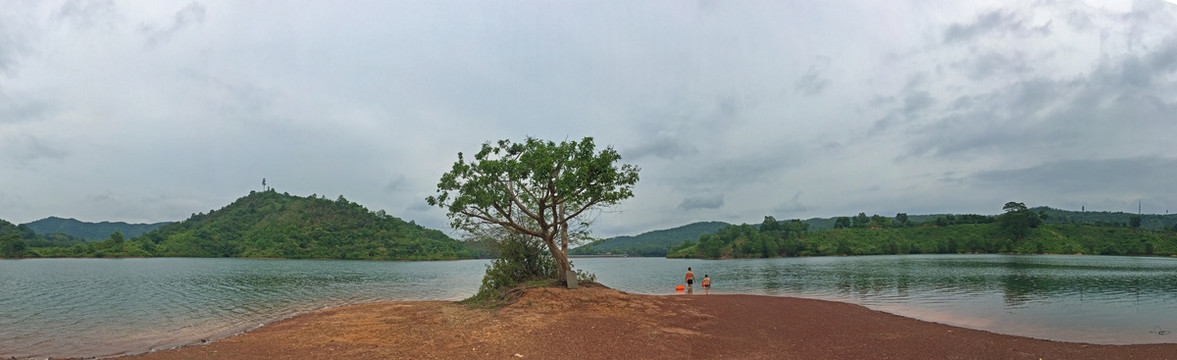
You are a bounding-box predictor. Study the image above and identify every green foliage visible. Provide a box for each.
[466,233,558,304]
[428,136,640,283]
[462,232,598,307]
[1035,207,1177,231]
[852,213,870,228]
[833,217,851,229]
[895,213,910,227]
[25,233,87,248]
[0,219,39,258]
[23,216,169,241]
[1,234,27,258]
[0,219,38,241]
[26,191,478,260]
[570,221,730,256]
[669,221,1177,259]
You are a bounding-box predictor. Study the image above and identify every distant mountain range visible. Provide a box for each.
[573,207,1177,256]
[23,217,171,241]
[12,202,1176,259]
[571,221,731,256]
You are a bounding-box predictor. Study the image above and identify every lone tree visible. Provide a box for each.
[427,137,640,286]
[999,201,1041,240]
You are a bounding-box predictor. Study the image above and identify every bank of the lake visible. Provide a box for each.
[129,284,1177,360]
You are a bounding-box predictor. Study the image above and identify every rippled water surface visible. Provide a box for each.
[2,255,1176,358]
[0,258,487,358]
[579,255,1177,345]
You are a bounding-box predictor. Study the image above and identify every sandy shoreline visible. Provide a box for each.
[118,283,1176,359]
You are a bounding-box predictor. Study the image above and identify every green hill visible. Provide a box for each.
[23,216,170,241]
[28,191,479,260]
[1,219,37,257]
[669,221,1177,259]
[1,219,90,256]
[0,219,38,241]
[570,221,731,256]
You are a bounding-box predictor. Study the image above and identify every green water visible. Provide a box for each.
[2,255,1175,358]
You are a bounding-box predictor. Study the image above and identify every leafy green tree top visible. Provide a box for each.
[428,137,640,285]
[1000,201,1040,240]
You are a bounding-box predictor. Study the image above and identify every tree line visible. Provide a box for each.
[669,202,1177,259]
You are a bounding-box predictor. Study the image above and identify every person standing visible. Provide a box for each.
[701,274,711,295]
[685,267,695,292]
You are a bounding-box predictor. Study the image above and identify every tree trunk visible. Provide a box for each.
[555,204,575,288]
[552,246,572,287]
[542,232,574,287]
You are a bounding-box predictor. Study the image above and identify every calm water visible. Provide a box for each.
[2,255,1176,358]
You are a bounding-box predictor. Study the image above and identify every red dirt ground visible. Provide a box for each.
[127,283,1177,359]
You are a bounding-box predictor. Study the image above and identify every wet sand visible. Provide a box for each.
[127,283,1177,359]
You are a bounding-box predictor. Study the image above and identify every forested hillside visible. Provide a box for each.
[570,221,730,256]
[669,209,1177,259]
[25,191,479,260]
[1,219,37,257]
[23,216,170,241]
[1,219,89,257]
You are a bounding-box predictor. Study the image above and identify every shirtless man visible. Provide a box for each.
[685,267,695,292]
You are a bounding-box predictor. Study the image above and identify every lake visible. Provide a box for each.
[2,255,1176,358]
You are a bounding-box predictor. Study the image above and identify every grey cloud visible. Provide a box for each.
[867,89,935,136]
[3,135,68,165]
[0,95,55,124]
[0,33,22,74]
[795,59,831,96]
[955,50,1032,81]
[943,10,1050,44]
[678,194,724,210]
[869,95,896,108]
[624,136,699,161]
[869,115,896,136]
[902,91,934,115]
[972,157,1177,196]
[0,5,36,75]
[142,2,206,48]
[1110,37,1177,89]
[406,201,433,213]
[772,191,810,215]
[626,96,746,161]
[905,31,1177,160]
[671,150,802,190]
[87,191,117,203]
[52,0,120,31]
[385,175,407,192]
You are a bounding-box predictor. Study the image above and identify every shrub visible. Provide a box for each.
[461,233,558,307]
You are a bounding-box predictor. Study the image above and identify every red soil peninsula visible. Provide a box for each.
[129,283,1177,359]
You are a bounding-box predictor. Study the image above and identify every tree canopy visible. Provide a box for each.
[428,137,639,285]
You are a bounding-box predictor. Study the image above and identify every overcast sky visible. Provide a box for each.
[2,0,1176,238]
